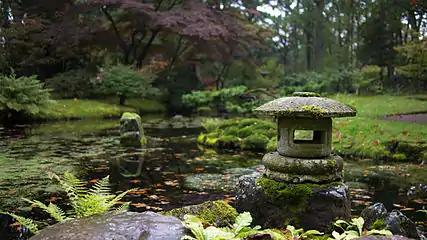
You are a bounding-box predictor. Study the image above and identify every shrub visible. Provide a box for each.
[45,68,97,98]
[92,64,160,105]
[0,73,53,118]
[182,86,272,115]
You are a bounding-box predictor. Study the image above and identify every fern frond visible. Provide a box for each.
[115,202,130,212]
[1,211,39,234]
[89,176,111,196]
[23,198,69,222]
[73,194,111,218]
[107,189,135,208]
[52,172,87,205]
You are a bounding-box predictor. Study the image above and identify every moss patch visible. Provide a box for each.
[292,92,321,97]
[198,118,275,151]
[162,200,237,227]
[256,177,344,214]
[300,105,329,118]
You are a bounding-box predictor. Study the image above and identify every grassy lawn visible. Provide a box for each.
[101,98,167,113]
[35,97,167,121]
[37,99,136,120]
[329,94,427,160]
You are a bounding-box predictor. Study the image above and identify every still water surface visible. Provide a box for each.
[0,117,425,239]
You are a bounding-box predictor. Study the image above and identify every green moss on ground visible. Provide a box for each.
[161,200,238,227]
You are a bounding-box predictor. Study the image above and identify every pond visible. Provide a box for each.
[0,117,426,239]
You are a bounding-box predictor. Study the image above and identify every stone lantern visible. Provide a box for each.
[235,92,357,232]
[255,92,356,184]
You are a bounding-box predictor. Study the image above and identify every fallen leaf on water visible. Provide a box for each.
[164,180,179,186]
[400,208,415,211]
[146,206,163,211]
[89,179,99,183]
[149,195,159,200]
[174,154,183,158]
[160,201,170,204]
[114,201,126,205]
[155,188,166,192]
[198,192,208,195]
[128,188,150,195]
[194,157,202,161]
[411,199,426,204]
[393,204,405,208]
[352,200,373,206]
[195,168,205,171]
[132,203,147,208]
[129,179,141,184]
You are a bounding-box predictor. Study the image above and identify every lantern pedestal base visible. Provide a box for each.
[234,172,351,232]
[262,152,344,183]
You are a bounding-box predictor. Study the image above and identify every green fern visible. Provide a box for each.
[0,211,39,234]
[22,198,69,222]
[4,171,134,235]
[89,175,111,196]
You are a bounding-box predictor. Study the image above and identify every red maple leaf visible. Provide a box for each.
[411,0,416,6]
[246,9,261,16]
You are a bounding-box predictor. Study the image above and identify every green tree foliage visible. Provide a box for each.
[395,39,427,91]
[0,73,53,118]
[45,68,98,98]
[182,86,274,114]
[93,64,160,105]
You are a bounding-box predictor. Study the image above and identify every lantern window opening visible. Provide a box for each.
[292,129,325,144]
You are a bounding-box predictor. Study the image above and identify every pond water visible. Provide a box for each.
[0,117,426,239]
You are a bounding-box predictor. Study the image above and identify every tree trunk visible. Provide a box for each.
[314,0,325,70]
[119,95,126,105]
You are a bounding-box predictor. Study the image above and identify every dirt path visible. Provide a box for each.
[381,113,427,124]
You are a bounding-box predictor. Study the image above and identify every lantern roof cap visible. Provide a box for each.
[254,92,357,118]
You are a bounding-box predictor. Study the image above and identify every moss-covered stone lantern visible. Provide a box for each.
[234,92,356,232]
[254,92,356,183]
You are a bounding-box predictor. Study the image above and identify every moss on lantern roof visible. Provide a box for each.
[255,93,356,118]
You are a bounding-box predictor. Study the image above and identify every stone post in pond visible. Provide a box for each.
[234,92,356,232]
[119,112,146,147]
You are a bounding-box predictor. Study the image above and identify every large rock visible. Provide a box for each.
[360,203,426,240]
[234,172,351,232]
[119,112,146,147]
[361,202,388,229]
[30,211,187,240]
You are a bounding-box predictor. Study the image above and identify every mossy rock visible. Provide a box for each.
[162,200,237,227]
[256,177,343,217]
[197,118,275,151]
[119,112,146,146]
[242,133,269,150]
[217,135,241,149]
